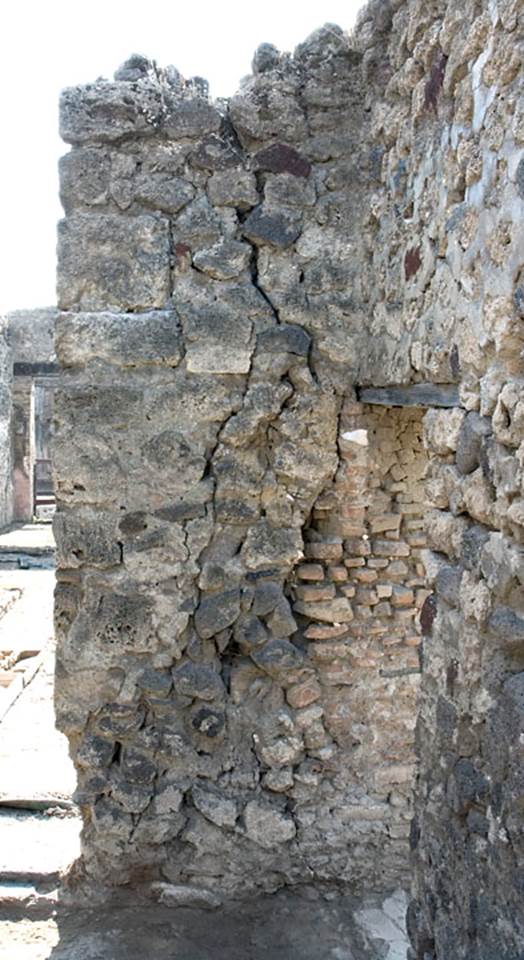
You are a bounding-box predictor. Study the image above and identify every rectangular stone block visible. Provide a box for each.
[55,311,182,369]
[304,541,343,561]
[294,597,353,623]
[57,214,171,311]
[296,564,325,580]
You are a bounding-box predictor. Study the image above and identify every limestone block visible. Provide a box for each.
[207,168,259,209]
[423,408,466,455]
[192,784,237,828]
[459,571,491,625]
[194,589,241,640]
[425,509,469,560]
[133,173,195,215]
[162,94,222,139]
[59,146,111,211]
[54,508,121,568]
[293,597,353,623]
[455,412,492,475]
[251,638,305,681]
[55,311,182,369]
[493,382,524,447]
[173,197,223,250]
[57,214,170,311]
[243,801,296,847]
[60,81,165,144]
[192,240,252,280]
[242,205,302,249]
[241,522,303,570]
[180,301,254,374]
[172,661,225,700]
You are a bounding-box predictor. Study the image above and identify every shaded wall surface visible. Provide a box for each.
[353,2,524,958]
[0,318,12,529]
[55,3,524,957]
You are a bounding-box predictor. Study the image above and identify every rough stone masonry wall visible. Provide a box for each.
[0,317,12,530]
[54,31,419,897]
[353,1,524,957]
[54,1,524,953]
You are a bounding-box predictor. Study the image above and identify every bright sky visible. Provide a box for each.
[0,0,364,313]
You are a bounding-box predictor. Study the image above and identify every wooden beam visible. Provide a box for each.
[357,383,460,408]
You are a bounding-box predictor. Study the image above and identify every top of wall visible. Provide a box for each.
[58,23,363,147]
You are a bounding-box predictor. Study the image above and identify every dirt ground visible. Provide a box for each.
[0,886,408,960]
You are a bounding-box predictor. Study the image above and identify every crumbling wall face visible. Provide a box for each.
[351,2,524,957]
[55,31,416,895]
[289,400,428,883]
[0,318,12,529]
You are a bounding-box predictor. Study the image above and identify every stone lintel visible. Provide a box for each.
[357,384,461,409]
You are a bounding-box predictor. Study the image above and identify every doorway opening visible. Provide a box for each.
[0,315,80,887]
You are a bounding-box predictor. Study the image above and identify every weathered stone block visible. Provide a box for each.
[424,407,466,455]
[194,589,241,640]
[60,81,164,143]
[55,311,182,369]
[172,661,225,700]
[180,301,254,374]
[294,597,353,623]
[456,412,492,475]
[251,638,304,680]
[192,240,251,280]
[57,214,170,311]
[241,522,303,570]
[243,801,296,847]
[242,206,302,249]
[207,168,259,209]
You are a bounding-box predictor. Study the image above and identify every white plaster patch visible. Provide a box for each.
[341,429,368,446]
[472,42,496,134]
[355,889,409,960]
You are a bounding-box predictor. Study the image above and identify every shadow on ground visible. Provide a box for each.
[0,887,408,960]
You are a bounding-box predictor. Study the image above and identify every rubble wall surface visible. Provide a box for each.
[0,318,12,529]
[54,3,524,956]
[55,30,418,896]
[353,1,524,957]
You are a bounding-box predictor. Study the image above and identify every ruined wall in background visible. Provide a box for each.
[351,1,524,957]
[6,309,57,523]
[0,318,12,530]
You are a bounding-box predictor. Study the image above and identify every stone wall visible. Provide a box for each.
[54,3,524,955]
[54,30,424,896]
[351,2,524,957]
[0,318,12,530]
